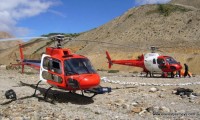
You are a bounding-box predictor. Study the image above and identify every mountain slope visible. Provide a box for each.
[71,4,200,74]
[170,0,200,9]
[0,32,23,50]
[0,4,200,74]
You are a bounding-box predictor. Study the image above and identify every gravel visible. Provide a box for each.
[0,68,200,120]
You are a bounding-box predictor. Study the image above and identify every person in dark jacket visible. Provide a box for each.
[184,63,191,78]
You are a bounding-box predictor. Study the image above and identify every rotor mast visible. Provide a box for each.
[52,35,65,48]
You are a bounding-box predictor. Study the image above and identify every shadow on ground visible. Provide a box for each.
[1,81,94,105]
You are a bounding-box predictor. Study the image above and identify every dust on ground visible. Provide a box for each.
[0,67,200,120]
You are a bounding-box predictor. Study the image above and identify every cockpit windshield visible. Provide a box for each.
[166,57,178,64]
[64,58,96,75]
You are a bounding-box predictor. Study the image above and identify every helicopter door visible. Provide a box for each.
[40,54,63,84]
[157,58,166,69]
[40,54,50,82]
[144,53,161,72]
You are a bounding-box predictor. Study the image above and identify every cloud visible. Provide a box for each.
[48,9,67,18]
[0,0,55,36]
[136,0,171,6]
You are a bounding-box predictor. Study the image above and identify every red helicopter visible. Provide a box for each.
[0,35,111,100]
[106,46,182,78]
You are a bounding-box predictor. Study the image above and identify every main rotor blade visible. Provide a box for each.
[71,39,143,49]
[0,37,48,42]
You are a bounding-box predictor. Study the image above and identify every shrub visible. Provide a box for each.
[41,33,81,37]
[97,68,107,71]
[127,14,133,18]
[146,4,191,16]
[108,70,119,73]
[132,71,139,74]
[25,72,36,75]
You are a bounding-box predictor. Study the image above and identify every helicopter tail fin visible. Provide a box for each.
[106,51,113,69]
[19,44,24,60]
[19,44,25,73]
[16,44,40,73]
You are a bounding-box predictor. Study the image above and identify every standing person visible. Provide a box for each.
[146,71,153,77]
[184,63,191,78]
[178,70,181,77]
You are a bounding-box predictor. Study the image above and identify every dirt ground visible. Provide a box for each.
[0,66,200,120]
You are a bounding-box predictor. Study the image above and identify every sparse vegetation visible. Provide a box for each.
[32,40,54,54]
[146,4,191,16]
[22,39,42,48]
[6,65,20,70]
[97,68,107,71]
[187,57,193,62]
[22,71,36,75]
[108,70,119,73]
[42,33,81,38]
[127,13,133,18]
[132,71,139,74]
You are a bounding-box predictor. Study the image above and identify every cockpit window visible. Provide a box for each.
[64,58,96,75]
[153,59,156,64]
[166,57,178,64]
[157,59,165,65]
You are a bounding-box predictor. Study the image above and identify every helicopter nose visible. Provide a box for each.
[79,74,100,89]
[174,64,182,71]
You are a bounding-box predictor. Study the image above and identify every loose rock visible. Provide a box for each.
[131,107,143,113]
[149,87,158,92]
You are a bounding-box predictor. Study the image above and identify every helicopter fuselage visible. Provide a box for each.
[106,51,182,77]
[40,47,100,90]
[144,53,182,73]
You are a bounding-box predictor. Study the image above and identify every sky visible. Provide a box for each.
[0,0,171,38]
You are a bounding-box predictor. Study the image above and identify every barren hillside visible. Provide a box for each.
[73,4,200,74]
[0,32,22,50]
[170,0,200,9]
[0,32,13,39]
[0,3,200,74]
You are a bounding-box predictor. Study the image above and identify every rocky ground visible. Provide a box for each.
[0,66,200,120]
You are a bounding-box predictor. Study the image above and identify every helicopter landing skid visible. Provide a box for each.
[32,80,42,97]
[32,81,111,102]
[41,86,57,104]
[83,87,112,98]
[31,81,55,103]
[78,90,97,98]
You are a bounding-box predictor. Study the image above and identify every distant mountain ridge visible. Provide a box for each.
[0,31,13,39]
[0,32,22,50]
